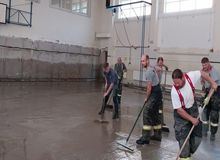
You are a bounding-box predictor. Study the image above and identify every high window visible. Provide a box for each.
[51,0,90,16]
[118,0,152,19]
[164,0,213,13]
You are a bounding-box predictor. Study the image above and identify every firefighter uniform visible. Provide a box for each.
[114,62,127,104]
[174,102,202,159]
[136,66,162,145]
[154,64,169,130]
[201,66,220,140]
[171,71,202,159]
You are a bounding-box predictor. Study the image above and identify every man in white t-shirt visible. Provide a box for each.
[171,69,217,160]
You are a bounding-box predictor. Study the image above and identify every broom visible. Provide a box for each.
[116,100,148,151]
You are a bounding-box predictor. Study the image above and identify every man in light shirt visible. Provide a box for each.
[200,57,220,141]
[136,54,162,145]
[171,69,217,160]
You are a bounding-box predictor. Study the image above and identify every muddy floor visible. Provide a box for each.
[0,82,219,160]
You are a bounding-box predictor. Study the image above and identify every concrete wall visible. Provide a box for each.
[0,36,102,81]
[0,0,105,81]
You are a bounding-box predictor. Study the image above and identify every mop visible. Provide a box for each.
[176,89,215,160]
[116,100,148,152]
[94,92,113,124]
[105,92,114,111]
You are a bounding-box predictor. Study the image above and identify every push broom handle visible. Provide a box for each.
[126,100,148,142]
[176,89,215,160]
[106,91,113,105]
[164,68,167,89]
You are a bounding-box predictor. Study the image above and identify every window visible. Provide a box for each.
[51,0,90,16]
[118,0,152,19]
[164,0,213,13]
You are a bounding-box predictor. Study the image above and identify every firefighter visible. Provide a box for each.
[171,69,217,160]
[114,57,127,105]
[201,57,220,141]
[136,54,162,145]
[98,63,120,119]
[154,57,169,133]
[155,57,168,85]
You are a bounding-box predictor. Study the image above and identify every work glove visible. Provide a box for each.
[203,96,210,106]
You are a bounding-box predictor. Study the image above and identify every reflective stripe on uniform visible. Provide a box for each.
[210,122,218,127]
[153,124,161,130]
[159,110,162,114]
[179,157,191,160]
[117,94,121,97]
[202,121,209,125]
[143,125,152,130]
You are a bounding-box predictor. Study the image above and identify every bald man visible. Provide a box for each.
[136,54,162,145]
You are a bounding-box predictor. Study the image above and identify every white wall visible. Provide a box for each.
[157,10,214,74]
[156,3,218,89]
[99,0,220,88]
[158,12,213,49]
[0,0,101,48]
[211,0,220,62]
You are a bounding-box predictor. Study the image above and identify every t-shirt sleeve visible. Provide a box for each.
[145,69,154,82]
[109,70,116,84]
[211,69,220,82]
[187,71,201,86]
[171,87,182,109]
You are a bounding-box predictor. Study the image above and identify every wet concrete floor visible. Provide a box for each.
[0,81,219,160]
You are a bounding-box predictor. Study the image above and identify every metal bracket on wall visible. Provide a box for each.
[106,1,152,9]
[6,0,33,27]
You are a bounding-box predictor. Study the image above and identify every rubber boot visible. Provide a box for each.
[202,123,209,137]
[118,104,121,115]
[112,112,119,119]
[112,106,119,119]
[151,129,162,141]
[179,157,191,160]
[112,95,119,119]
[136,130,151,145]
[210,134,215,141]
[112,105,119,119]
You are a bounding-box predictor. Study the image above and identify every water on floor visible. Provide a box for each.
[0,82,219,160]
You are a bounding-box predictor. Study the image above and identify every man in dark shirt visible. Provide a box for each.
[114,57,127,105]
[98,63,120,119]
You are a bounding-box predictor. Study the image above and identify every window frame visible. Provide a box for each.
[50,0,91,17]
[163,0,213,15]
[117,0,152,20]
